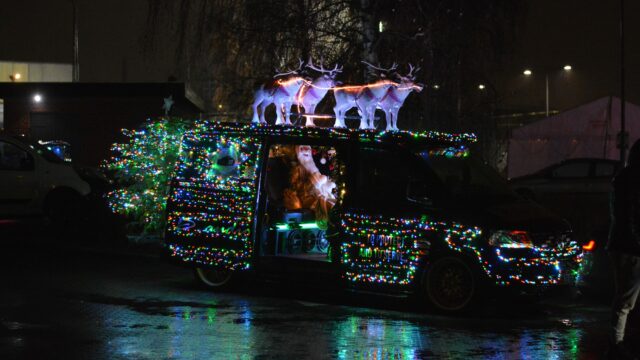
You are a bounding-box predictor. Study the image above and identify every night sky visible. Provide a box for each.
[1,0,639,112]
[503,0,640,112]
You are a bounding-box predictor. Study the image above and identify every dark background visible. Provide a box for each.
[1,0,638,112]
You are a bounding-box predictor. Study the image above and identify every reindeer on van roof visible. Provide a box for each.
[332,62,398,129]
[251,59,306,125]
[377,63,424,131]
[296,58,343,127]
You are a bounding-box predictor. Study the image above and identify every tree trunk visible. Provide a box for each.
[360,0,378,82]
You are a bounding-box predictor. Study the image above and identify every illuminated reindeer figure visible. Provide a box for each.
[332,62,398,129]
[297,59,343,127]
[378,64,424,131]
[251,59,306,125]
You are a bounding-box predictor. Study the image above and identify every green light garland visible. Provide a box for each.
[103,117,196,234]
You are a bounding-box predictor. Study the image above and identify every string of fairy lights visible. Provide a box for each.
[107,118,583,287]
[338,213,436,285]
[103,117,194,233]
[339,212,583,287]
[166,130,262,270]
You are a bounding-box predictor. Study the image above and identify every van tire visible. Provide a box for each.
[194,267,235,291]
[423,256,478,313]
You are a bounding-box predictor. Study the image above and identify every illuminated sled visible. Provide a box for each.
[164,123,587,313]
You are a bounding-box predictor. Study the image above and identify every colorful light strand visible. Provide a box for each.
[337,213,583,287]
[103,117,195,234]
[165,129,262,270]
[107,119,582,289]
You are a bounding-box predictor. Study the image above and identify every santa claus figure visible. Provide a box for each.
[282,145,337,229]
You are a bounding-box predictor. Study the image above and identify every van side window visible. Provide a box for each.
[0,141,34,171]
[356,148,424,212]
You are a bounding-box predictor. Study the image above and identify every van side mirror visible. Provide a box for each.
[407,180,433,206]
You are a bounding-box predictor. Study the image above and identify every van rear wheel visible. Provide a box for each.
[194,267,234,290]
[424,256,477,313]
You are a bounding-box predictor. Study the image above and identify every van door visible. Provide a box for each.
[334,146,436,288]
[164,132,263,270]
[0,140,38,216]
[257,141,345,269]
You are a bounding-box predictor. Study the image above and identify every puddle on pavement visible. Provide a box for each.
[5,290,612,359]
[62,291,232,317]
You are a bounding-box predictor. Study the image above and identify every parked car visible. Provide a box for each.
[509,158,620,295]
[164,123,586,313]
[0,134,91,224]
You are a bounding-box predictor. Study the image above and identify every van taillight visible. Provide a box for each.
[582,240,596,251]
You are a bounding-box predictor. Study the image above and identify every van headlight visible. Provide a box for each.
[488,230,533,249]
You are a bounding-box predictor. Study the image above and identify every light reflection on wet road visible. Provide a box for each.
[0,245,629,359]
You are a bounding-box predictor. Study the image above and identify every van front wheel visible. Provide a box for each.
[194,267,234,290]
[424,256,477,313]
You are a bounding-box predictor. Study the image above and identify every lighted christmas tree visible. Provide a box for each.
[104,117,195,234]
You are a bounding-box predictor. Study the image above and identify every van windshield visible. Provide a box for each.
[15,137,65,164]
[418,148,518,204]
[32,142,66,163]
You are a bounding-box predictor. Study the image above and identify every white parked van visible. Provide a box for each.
[0,134,90,220]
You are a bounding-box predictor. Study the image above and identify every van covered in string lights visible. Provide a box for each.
[164,122,586,312]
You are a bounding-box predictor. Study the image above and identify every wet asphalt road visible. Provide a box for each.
[0,231,637,359]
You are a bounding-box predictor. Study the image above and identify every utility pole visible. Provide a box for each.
[523,67,571,117]
[545,73,549,117]
[72,0,79,82]
[619,0,626,164]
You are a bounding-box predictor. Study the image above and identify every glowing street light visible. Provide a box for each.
[478,84,486,90]
[432,84,439,89]
[523,65,573,116]
[33,94,42,103]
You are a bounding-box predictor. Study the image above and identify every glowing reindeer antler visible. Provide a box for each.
[362,61,399,78]
[406,63,421,79]
[329,63,343,77]
[307,58,343,79]
[274,58,305,78]
[306,58,328,73]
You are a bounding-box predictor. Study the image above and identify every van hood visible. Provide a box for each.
[445,200,570,235]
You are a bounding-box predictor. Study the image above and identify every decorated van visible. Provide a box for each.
[164,123,585,312]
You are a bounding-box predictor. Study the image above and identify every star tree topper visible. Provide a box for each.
[163,95,174,115]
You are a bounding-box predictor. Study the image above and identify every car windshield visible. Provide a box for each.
[418,147,519,204]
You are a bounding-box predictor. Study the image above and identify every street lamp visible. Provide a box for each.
[523,65,572,116]
[33,94,42,103]
[10,73,22,82]
[478,84,486,90]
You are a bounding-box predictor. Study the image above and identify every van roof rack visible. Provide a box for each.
[189,121,477,145]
